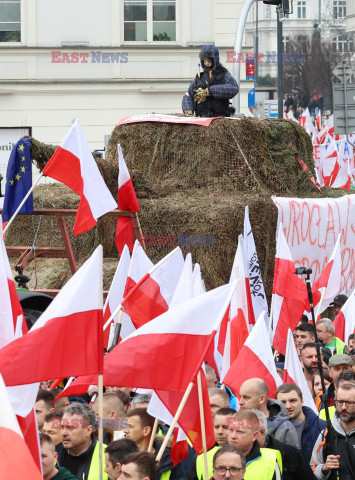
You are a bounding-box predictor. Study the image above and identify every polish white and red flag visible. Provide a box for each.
[316,111,322,132]
[148,261,214,466]
[333,288,355,342]
[322,142,352,189]
[121,247,184,329]
[42,119,117,236]
[103,244,130,350]
[62,282,236,395]
[192,263,206,297]
[218,237,249,378]
[169,253,194,308]
[0,221,41,471]
[326,114,334,137]
[0,246,104,386]
[311,234,342,314]
[0,374,43,480]
[152,368,215,462]
[223,312,282,399]
[115,144,140,254]
[0,220,25,348]
[283,329,317,412]
[271,224,308,356]
[244,206,269,324]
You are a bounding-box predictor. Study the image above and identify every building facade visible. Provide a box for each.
[0,0,254,170]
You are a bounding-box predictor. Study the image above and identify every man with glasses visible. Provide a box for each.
[311,383,355,479]
[212,445,246,480]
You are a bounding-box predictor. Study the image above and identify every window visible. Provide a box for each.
[297,1,306,18]
[282,35,290,52]
[0,0,21,42]
[124,0,176,42]
[332,35,354,53]
[333,0,346,19]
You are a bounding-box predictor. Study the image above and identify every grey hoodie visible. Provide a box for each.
[311,413,355,480]
[266,398,300,448]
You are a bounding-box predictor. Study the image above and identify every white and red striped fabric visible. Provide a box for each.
[0,222,41,470]
[316,111,322,132]
[0,220,25,348]
[115,144,140,254]
[223,312,282,398]
[153,368,215,459]
[326,115,334,137]
[63,283,234,394]
[103,244,130,349]
[211,237,250,376]
[43,119,117,236]
[0,374,42,480]
[283,329,317,413]
[333,288,355,342]
[0,246,104,386]
[271,224,307,356]
[311,234,342,314]
[121,247,184,329]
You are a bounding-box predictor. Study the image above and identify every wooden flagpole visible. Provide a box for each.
[156,381,194,462]
[3,172,44,234]
[148,418,159,453]
[98,373,104,480]
[197,371,209,480]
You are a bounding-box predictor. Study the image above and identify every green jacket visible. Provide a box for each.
[52,466,78,480]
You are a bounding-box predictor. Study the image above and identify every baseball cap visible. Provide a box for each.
[329,354,352,368]
[330,294,348,308]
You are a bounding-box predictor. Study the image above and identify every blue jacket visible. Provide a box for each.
[301,406,326,461]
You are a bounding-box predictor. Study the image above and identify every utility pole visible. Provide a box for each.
[277,7,283,118]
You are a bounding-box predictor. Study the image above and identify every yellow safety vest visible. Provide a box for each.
[196,446,221,480]
[244,448,282,480]
[88,442,108,480]
[319,406,336,421]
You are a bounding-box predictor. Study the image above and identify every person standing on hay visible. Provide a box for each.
[182,44,239,118]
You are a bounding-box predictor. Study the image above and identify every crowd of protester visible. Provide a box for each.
[36,294,355,480]
[283,92,324,120]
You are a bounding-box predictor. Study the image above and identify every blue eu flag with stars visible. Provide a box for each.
[2,137,33,222]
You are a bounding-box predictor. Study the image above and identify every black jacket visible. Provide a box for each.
[265,435,316,480]
[58,438,97,480]
[153,439,187,480]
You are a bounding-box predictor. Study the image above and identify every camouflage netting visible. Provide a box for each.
[5,117,350,298]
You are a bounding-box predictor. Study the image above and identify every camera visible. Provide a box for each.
[294,267,312,275]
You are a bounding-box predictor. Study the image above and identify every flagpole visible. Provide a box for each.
[148,418,159,453]
[197,371,209,480]
[107,309,124,352]
[3,172,44,235]
[98,373,104,480]
[156,381,194,462]
[103,304,122,331]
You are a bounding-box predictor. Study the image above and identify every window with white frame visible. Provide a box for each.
[0,0,21,42]
[333,0,346,19]
[332,35,354,52]
[297,0,306,18]
[282,35,290,52]
[124,0,176,42]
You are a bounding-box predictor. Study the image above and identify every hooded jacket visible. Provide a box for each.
[266,399,300,448]
[311,412,355,480]
[182,45,239,117]
[301,406,327,461]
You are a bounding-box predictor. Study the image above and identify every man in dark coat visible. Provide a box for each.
[182,45,239,117]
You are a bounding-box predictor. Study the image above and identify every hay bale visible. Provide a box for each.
[5,118,351,297]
